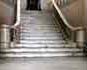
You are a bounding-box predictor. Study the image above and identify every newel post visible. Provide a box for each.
[76,29,85,48]
[0,24,11,48]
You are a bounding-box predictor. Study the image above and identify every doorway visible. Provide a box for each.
[26,0,41,10]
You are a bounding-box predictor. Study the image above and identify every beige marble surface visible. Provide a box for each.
[0,57,86,70]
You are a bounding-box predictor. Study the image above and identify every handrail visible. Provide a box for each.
[12,0,20,28]
[52,0,84,31]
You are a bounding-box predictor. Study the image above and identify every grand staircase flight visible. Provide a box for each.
[0,10,84,57]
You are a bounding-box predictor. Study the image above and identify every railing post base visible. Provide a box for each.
[0,24,11,49]
[76,30,85,48]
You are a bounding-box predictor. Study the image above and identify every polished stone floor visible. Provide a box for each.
[0,57,87,70]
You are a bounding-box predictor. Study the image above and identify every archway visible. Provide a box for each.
[26,0,41,10]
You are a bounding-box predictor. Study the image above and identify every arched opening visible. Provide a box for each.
[26,0,41,10]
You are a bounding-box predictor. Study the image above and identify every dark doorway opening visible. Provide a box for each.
[26,0,41,10]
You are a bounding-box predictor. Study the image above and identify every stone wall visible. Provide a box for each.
[84,0,87,29]
[60,0,84,27]
[0,0,14,5]
[0,0,86,27]
[0,0,14,25]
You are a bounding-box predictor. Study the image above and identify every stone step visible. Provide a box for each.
[0,48,83,53]
[19,40,66,45]
[20,33,63,37]
[19,40,66,44]
[20,28,60,31]
[20,24,59,27]
[21,13,52,17]
[20,27,60,31]
[20,18,55,23]
[20,36,63,39]
[22,11,52,14]
[20,31,62,34]
[20,17,53,23]
[20,30,61,33]
[0,52,84,57]
[15,44,71,48]
[20,22,57,26]
[21,12,52,17]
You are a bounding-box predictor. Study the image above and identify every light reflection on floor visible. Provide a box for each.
[0,57,86,70]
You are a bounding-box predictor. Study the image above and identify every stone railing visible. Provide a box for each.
[52,0,86,47]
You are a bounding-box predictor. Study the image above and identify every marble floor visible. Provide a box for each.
[0,57,86,70]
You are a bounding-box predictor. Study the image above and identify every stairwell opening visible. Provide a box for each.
[26,0,41,10]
